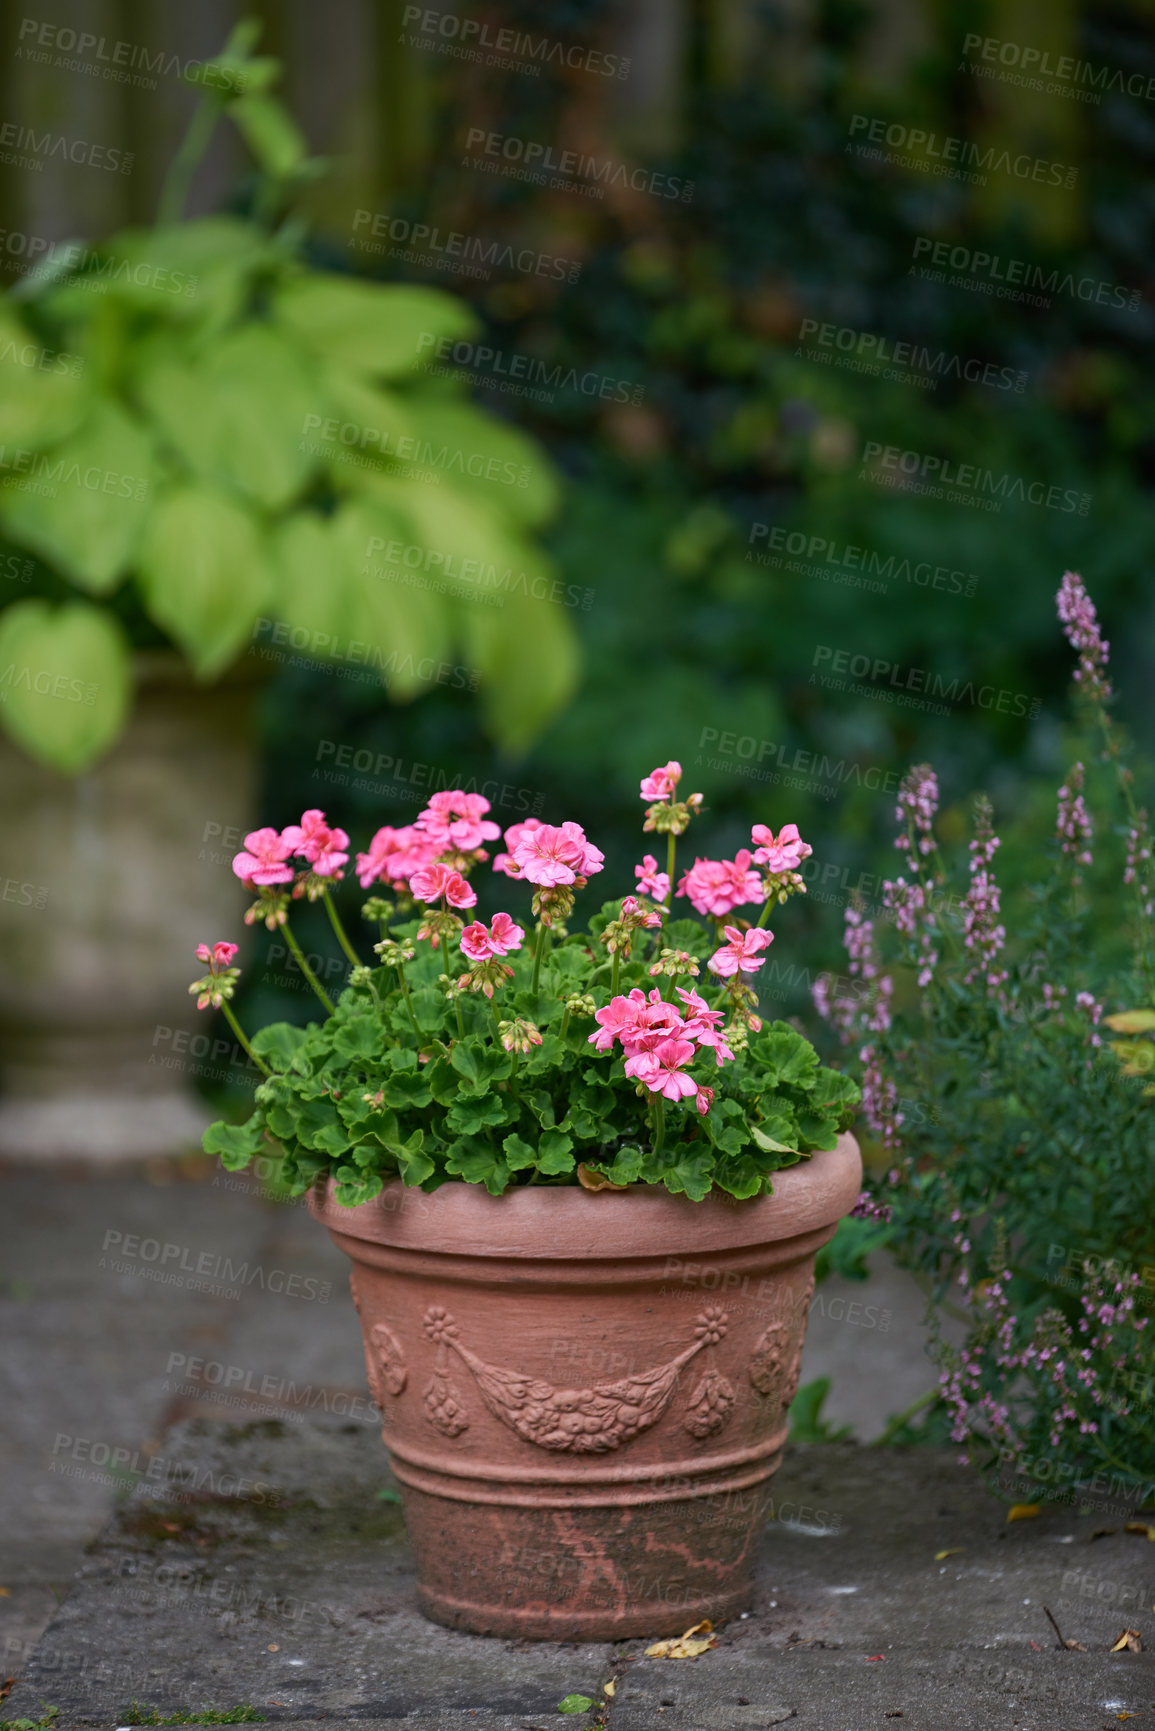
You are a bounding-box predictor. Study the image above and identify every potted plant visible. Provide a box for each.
[818,571,1155,1507]
[0,23,575,1158]
[200,763,861,1637]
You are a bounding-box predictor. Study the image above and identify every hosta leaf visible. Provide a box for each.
[274,275,477,379]
[0,400,154,592]
[0,307,88,448]
[0,598,131,772]
[399,396,559,529]
[137,484,271,676]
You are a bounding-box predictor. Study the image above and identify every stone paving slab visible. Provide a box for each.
[3,1419,1153,1729]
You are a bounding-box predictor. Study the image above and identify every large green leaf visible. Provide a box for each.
[43,218,277,329]
[135,324,318,509]
[0,306,88,449]
[0,599,131,772]
[0,400,154,593]
[229,92,308,177]
[273,275,477,379]
[398,396,560,529]
[137,485,271,676]
[459,576,581,755]
[331,498,452,697]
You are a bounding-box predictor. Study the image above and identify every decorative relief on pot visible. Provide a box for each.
[369,1322,407,1396]
[683,1367,736,1438]
[422,1305,470,1436]
[749,1321,788,1398]
[420,1303,730,1453]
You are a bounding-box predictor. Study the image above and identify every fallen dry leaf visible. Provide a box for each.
[645,1620,718,1659]
[934,1548,965,1560]
[866,1654,886,1662]
[1029,1640,1041,1651]
[1062,1638,1087,1651]
[1124,1522,1155,1541]
[0,1588,9,1597]
[603,1681,616,1697]
[1110,1629,1143,1653]
[267,1643,279,1652]
[1006,1504,1041,1523]
[577,1163,629,1192]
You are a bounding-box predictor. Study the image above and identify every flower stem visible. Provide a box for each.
[666,830,677,911]
[532,923,550,997]
[221,1002,271,1076]
[283,923,335,1013]
[870,1387,939,1446]
[610,950,621,996]
[442,931,465,1038]
[651,1095,667,1160]
[396,967,421,1042]
[322,888,363,968]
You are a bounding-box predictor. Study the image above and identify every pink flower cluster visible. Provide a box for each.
[460,913,524,962]
[678,851,763,917]
[498,820,604,887]
[233,812,349,887]
[1056,762,1093,874]
[589,985,735,1108]
[1057,569,1112,705]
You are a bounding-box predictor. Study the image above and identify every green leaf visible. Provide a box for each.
[460,578,581,756]
[333,1168,384,1208]
[750,1123,796,1155]
[446,1093,512,1135]
[137,484,271,676]
[50,218,275,327]
[587,1143,645,1185]
[0,307,87,448]
[788,1375,852,1444]
[537,1127,575,1175]
[502,1132,538,1170]
[397,396,560,529]
[450,1037,512,1092]
[202,1116,266,1170]
[230,92,308,177]
[557,1696,597,1714]
[0,400,154,593]
[445,1136,509,1194]
[658,1144,716,1200]
[753,1025,820,1090]
[381,1068,433,1109]
[332,1017,379,1063]
[251,1022,309,1071]
[135,325,317,510]
[274,275,478,379]
[0,599,131,772]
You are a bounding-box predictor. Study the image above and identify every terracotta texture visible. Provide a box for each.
[309,1132,862,1640]
[0,653,261,1161]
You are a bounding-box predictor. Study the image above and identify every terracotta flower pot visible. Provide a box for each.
[309,1132,861,1640]
[0,652,262,1161]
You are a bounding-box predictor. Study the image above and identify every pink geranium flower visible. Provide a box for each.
[625,1036,699,1100]
[232,827,295,887]
[512,821,605,887]
[195,941,238,969]
[621,895,662,928]
[282,809,350,878]
[588,987,684,1054]
[409,863,477,908]
[493,817,545,877]
[356,824,440,890]
[640,760,682,802]
[676,986,736,1066]
[708,925,774,977]
[634,855,671,901]
[677,851,764,917]
[459,913,526,962]
[750,823,812,873]
[415,790,502,854]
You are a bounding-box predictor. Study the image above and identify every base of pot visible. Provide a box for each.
[0,1088,211,1161]
[416,1577,755,1642]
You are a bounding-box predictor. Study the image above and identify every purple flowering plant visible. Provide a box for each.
[818,573,1155,1508]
